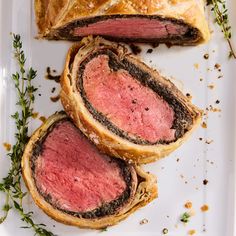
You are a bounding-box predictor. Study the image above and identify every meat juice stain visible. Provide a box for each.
[45,67,61,83]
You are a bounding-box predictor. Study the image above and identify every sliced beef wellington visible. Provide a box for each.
[60,36,202,164]
[35,0,210,45]
[22,112,157,229]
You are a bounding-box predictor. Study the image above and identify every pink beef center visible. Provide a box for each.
[35,121,127,213]
[74,18,188,38]
[83,55,175,143]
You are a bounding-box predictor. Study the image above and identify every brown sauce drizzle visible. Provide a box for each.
[50,94,60,103]
[46,67,61,83]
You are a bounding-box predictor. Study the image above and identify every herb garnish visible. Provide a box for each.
[100,227,108,232]
[207,0,236,59]
[180,212,191,223]
[0,34,55,236]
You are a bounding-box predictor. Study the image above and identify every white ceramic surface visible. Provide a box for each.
[0,1,236,235]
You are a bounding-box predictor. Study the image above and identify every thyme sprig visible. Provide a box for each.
[180,212,191,223]
[207,0,236,59]
[0,34,55,236]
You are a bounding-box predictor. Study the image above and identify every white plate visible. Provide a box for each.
[0,0,236,235]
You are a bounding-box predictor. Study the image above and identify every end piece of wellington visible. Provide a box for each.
[34,0,210,45]
[22,112,157,229]
[60,36,202,164]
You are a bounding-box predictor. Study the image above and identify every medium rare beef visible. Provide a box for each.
[22,112,157,229]
[83,54,175,143]
[60,36,202,164]
[34,120,133,217]
[35,0,210,45]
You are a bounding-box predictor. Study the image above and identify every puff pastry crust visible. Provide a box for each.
[21,111,157,229]
[60,36,202,164]
[35,0,210,44]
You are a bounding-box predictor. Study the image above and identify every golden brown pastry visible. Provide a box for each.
[60,36,202,164]
[35,0,210,44]
[22,111,157,229]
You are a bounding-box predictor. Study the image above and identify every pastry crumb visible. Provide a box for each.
[214,63,221,71]
[31,112,39,119]
[201,122,207,128]
[211,107,221,112]
[3,142,11,151]
[201,204,209,212]
[188,229,196,235]
[189,209,195,216]
[205,139,213,144]
[194,63,199,69]
[184,202,192,209]
[207,84,215,90]
[39,116,46,123]
[140,218,148,225]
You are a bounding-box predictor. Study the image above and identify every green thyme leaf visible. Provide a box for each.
[0,34,55,236]
[100,227,108,232]
[180,212,191,223]
[208,0,236,59]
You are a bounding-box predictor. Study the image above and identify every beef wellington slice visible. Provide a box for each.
[60,37,202,164]
[35,0,210,45]
[22,112,157,229]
